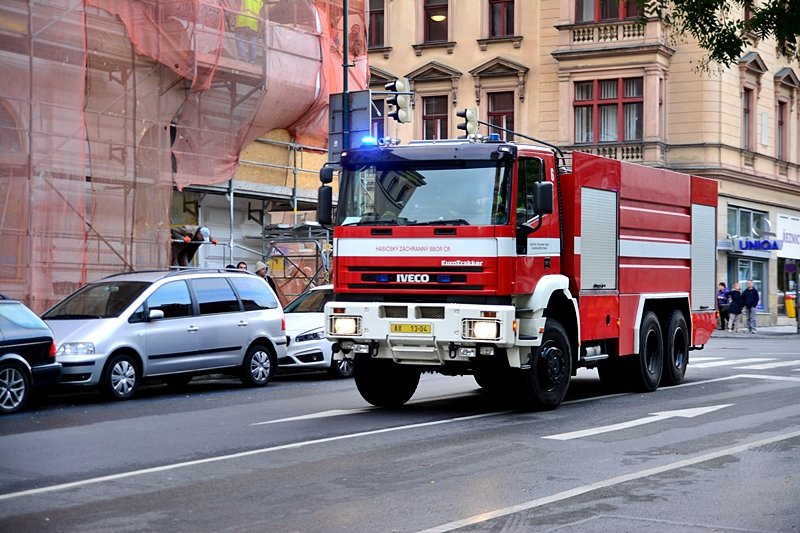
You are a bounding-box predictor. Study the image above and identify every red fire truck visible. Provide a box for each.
[316,133,717,410]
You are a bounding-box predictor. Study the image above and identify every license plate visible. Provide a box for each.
[390,323,432,334]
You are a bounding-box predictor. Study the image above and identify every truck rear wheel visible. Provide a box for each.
[631,311,663,392]
[516,319,572,411]
[661,310,689,386]
[354,354,420,407]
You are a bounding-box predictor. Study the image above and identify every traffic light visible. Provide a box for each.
[385,77,412,123]
[456,108,479,136]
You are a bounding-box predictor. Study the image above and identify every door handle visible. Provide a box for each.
[187,326,199,332]
[238,321,248,327]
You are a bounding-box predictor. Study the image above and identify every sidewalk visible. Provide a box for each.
[712,325,799,338]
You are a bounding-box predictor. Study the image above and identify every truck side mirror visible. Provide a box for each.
[319,166,334,184]
[529,181,553,215]
[317,185,333,225]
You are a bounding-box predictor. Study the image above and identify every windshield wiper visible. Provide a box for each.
[407,218,470,226]
[345,217,410,226]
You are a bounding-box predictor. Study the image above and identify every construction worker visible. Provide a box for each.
[234,0,264,63]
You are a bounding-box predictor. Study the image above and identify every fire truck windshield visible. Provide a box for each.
[336,160,512,226]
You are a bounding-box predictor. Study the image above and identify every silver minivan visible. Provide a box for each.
[42,270,287,400]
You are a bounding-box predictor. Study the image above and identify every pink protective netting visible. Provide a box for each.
[0,0,367,312]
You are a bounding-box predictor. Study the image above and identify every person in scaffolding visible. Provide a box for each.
[171,226,218,267]
[234,0,264,63]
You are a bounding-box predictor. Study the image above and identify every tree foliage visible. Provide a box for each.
[644,0,800,67]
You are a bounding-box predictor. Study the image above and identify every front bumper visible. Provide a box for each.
[325,301,542,365]
[58,353,108,385]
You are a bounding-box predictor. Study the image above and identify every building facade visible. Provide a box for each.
[366,0,800,325]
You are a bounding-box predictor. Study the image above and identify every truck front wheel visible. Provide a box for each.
[516,319,572,411]
[354,354,420,407]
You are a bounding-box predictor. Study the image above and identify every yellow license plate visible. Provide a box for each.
[390,323,432,334]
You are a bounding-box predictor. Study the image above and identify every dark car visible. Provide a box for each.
[0,296,61,414]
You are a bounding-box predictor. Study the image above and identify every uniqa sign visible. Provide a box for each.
[737,238,783,251]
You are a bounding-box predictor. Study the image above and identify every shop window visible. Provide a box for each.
[424,0,448,42]
[735,259,766,310]
[489,0,514,37]
[423,95,448,140]
[368,0,384,48]
[488,91,514,140]
[573,77,643,143]
[576,0,640,23]
[727,206,768,239]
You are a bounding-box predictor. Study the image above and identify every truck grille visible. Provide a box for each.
[345,266,485,291]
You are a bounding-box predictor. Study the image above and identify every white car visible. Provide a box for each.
[280,285,352,378]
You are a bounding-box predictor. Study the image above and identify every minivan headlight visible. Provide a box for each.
[56,342,96,356]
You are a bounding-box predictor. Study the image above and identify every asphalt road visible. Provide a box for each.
[1,334,798,532]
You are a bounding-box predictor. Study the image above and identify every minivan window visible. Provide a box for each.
[43,281,150,319]
[146,281,193,319]
[230,276,279,311]
[192,277,241,315]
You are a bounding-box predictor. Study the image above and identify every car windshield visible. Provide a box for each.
[42,281,151,319]
[284,289,332,313]
[336,160,511,226]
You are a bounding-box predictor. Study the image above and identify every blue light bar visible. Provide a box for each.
[437,274,451,283]
[376,274,390,282]
[361,136,378,146]
[488,133,501,141]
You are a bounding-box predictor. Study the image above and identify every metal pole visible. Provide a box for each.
[342,0,350,151]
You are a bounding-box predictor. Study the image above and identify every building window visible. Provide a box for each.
[368,0,384,48]
[576,0,640,23]
[488,92,514,140]
[489,0,514,37]
[742,88,753,150]
[777,100,787,160]
[371,98,385,139]
[573,77,643,144]
[423,95,448,140]
[727,206,768,239]
[424,0,448,42]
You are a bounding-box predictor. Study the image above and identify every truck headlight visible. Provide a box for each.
[56,342,96,356]
[331,316,361,336]
[463,319,500,340]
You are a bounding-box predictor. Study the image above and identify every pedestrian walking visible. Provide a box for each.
[727,282,742,331]
[255,260,278,293]
[741,280,760,334]
[717,282,730,330]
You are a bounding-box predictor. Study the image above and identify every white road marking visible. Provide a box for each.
[542,405,732,441]
[417,428,800,533]
[689,356,723,362]
[736,360,800,370]
[251,408,373,425]
[691,357,772,368]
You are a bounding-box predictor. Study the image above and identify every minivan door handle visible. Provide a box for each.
[238,320,248,327]
[187,326,199,333]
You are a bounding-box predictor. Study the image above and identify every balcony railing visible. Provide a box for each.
[569,143,644,162]
[571,20,645,45]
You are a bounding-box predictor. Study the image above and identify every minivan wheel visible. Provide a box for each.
[328,356,354,379]
[101,353,139,400]
[241,344,275,387]
[0,362,29,414]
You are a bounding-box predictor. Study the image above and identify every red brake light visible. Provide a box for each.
[49,340,57,359]
[281,314,286,331]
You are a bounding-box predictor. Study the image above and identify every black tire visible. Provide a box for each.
[516,319,572,411]
[241,344,275,387]
[163,374,193,389]
[661,311,689,386]
[631,311,663,392]
[328,356,354,379]
[101,353,139,400]
[353,354,420,407]
[0,362,30,414]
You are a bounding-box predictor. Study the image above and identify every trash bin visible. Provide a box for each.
[786,294,796,318]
